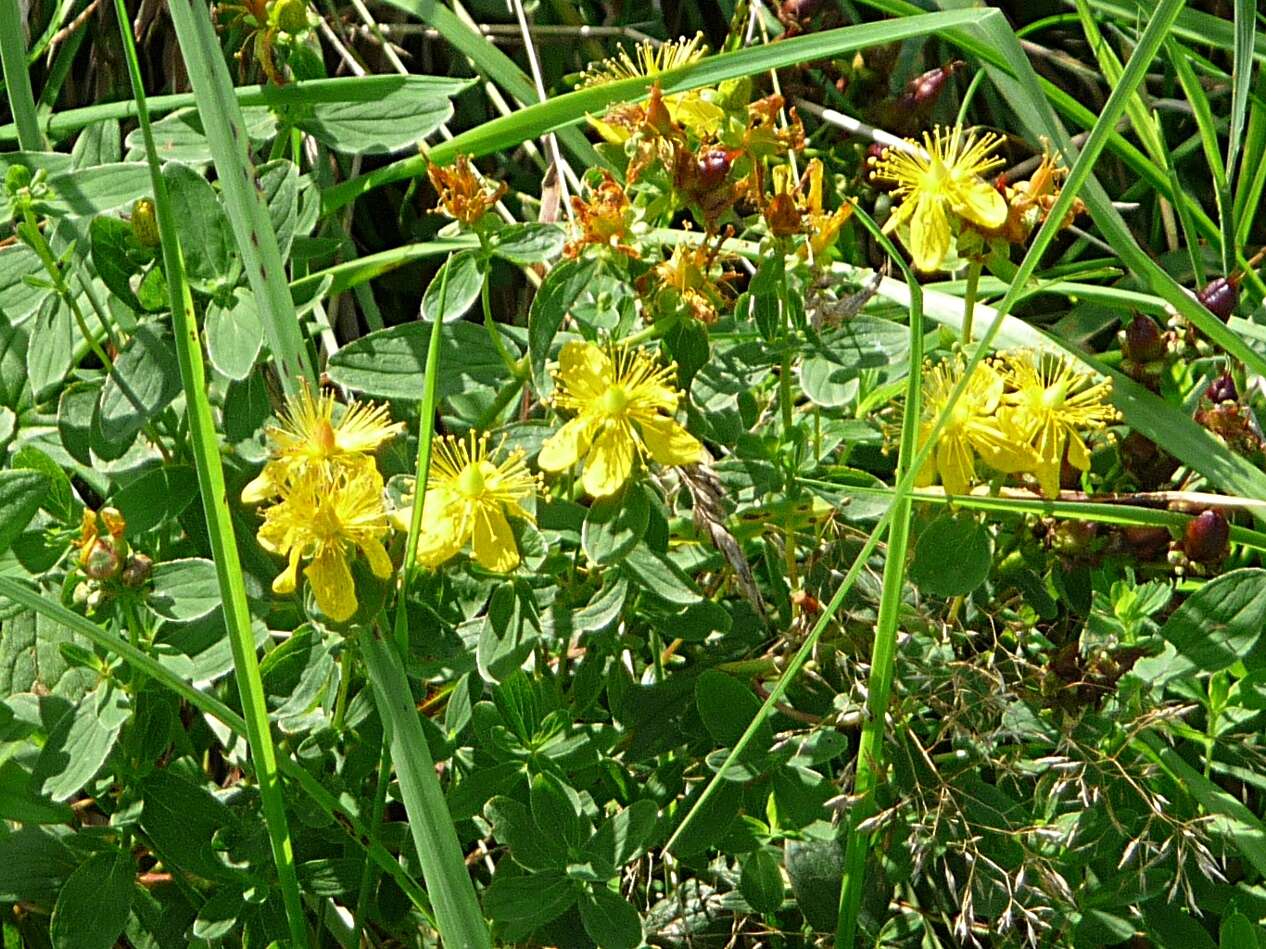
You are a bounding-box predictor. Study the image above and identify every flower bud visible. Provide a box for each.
[1183,509,1229,564]
[865,143,896,192]
[1197,276,1238,321]
[4,164,32,194]
[1121,314,1165,363]
[1205,373,1238,404]
[897,61,963,113]
[131,198,160,247]
[270,0,309,32]
[83,539,121,581]
[121,553,153,588]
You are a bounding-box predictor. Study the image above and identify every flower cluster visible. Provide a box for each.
[917,351,1118,498]
[243,381,401,622]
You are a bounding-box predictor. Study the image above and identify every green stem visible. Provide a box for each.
[961,258,982,346]
[480,257,523,380]
[361,626,491,948]
[0,0,45,150]
[351,738,393,948]
[112,6,309,945]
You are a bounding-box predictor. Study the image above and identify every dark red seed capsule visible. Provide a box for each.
[1183,509,1230,564]
[1122,525,1171,562]
[1197,276,1238,321]
[1205,373,1238,404]
[695,149,733,190]
[780,0,821,20]
[898,61,964,111]
[1122,314,1166,363]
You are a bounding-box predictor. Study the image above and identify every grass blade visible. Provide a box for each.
[361,631,491,947]
[0,0,45,150]
[1226,0,1255,180]
[112,6,309,943]
[0,576,432,918]
[164,0,315,396]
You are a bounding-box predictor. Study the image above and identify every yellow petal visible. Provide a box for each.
[360,537,394,580]
[582,423,635,498]
[636,412,702,467]
[936,435,974,496]
[882,194,915,235]
[538,416,596,473]
[414,490,467,569]
[306,547,357,622]
[558,340,612,401]
[908,196,950,272]
[586,114,630,145]
[242,462,283,504]
[1033,458,1061,499]
[273,547,302,595]
[472,504,519,573]
[951,178,1008,230]
[1065,430,1091,472]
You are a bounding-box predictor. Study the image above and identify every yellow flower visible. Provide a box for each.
[642,237,732,324]
[539,340,703,497]
[916,355,1034,496]
[391,432,539,573]
[242,380,403,504]
[999,351,1118,498]
[872,124,1008,272]
[257,460,394,622]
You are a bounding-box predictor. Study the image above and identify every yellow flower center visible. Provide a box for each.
[920,157,949,193]
[457,462,487,499]
[312,503,342,541]
[949,402,970,429]
[317,419,337,455]
[1041,379,1069,411]
[601,384,630,416]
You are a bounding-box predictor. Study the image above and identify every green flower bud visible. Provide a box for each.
[131,198,160,247]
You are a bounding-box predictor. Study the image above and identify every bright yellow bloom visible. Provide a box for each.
[998,351,1118,498]
[872,125,1008,272]
[242,380,403,504]
[917,356,1034,496]
[539,340,703,497]
[257,460,394,622]
[391,432,539,573]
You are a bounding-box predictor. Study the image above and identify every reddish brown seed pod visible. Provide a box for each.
[1197,276,1239,321]
[1121,314,1166,363]
[897,60,964,112]
[1205,373,1238,404]
[1183,509,1230,564]
[1122,525,1171,562]
[694,149,734,191]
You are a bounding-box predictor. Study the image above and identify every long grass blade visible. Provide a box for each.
[112,7,309,944]
[361,632,492,947]
[0,0,45,150]
[164,0,315,396]
[1226,0,1255,180]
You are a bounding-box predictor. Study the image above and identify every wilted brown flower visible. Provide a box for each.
[427,155,506,228]
[564,170,639,259]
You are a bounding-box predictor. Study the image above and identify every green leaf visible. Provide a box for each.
[258,159,299,261]
[0,309,31,408]
[327,319,513,401]
[35,685,129,802]
[1221,912,1257,949]
[583,799,659,876]
[528,257,597,396]
[485,796,567,872]
[740,849,785,914]
[40,162,152,217]
[0,242,49,325]
[191,886,244,940]
[124,106,278,165]
[11,445,76,523]
[0,469,50,555]
[49,851,133,949]
[162,162,235,293]
[205,286,263,380]
[785,836,843,932]
[695,669,772,758]
[1144,903,1218,949]
[582,483,649,566]
[139,770,242,883]
[490,223,564,266]
[421,249,484,323]
[111,465,199,535]
[622,546,702,606]
[482,866,575,929]
[97,323,181,446]
[147,558,222,622]
[89,215,146,312]
[26,297,75,403]
[1160,568,1266,675]
[0,610,96,701]
[0,759,74,824]
[579,886,643,949]
[294,75,469,154]
[909,513,993,597]
[531,771,584,850]
[0,827,78,904]
[800,318,910,409]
